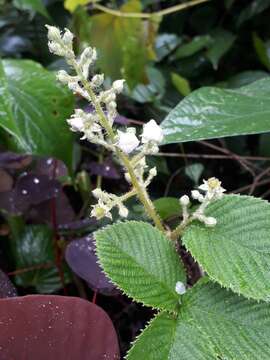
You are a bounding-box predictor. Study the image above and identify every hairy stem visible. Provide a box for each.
[73,61,165,232]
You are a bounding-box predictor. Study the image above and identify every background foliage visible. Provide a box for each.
[1,0,270,358]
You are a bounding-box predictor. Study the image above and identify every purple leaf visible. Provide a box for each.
[29,190,75,226]
[35,157,68,179]
[15,173,61,205]
[0,169,13,192]
[0,295,120,359]
[0,173,61,215]
[0,270,17,298]
[86,159,120,179]
[0,152,32,169]
[65,236,117,295]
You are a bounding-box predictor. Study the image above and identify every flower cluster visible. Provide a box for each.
[179,177,226,228]
[91,188,130,220]
[46,26,164,221]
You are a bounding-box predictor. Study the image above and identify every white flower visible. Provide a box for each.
[91,201,112,220]
[62,28,74,46]
[204,216,217,227]
[199,177,225,200]
[117,129,139,154]
[67,116,84,132]
[180,195,190,207]
[141,120,164,144]
[191,190,200,200]
[91,74,104,88]
[175,281,186,295]
[118,203,129,218]
[112,79,125,94]
[46,25,61,42]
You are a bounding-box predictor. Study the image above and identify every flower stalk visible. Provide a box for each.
[46,25,165,232]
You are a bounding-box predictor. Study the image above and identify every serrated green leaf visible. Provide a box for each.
[183,194,270,301]
[0,59,74,172]
[127,279,270,359]
[153,198,181,221]
[95,221,186,311]
[161,78,270,144]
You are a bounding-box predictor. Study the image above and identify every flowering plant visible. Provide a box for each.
[47,26,270,360]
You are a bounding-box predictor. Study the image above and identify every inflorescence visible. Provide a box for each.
[46,26,226,229]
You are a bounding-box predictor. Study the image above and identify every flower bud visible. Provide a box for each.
[141,119,164,144]
[180,195,190,207]
[112,79,125,94]
[204,217,217,227]
[57,70,70,84]
[117,130,139,154]
[191,190,201,200]
[46,25,61,42]
[175,281,186,295]
[62,28,74,46]
[67,113,84,132]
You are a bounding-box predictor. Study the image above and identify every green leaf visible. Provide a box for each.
[95,221,186,311]
[0,59,74,171]
[153,198,181,221]
[183,195,270,301]
[88,0,151,89]
[237,0,270,26]
[185,163,204,185]
[64,0,91,13]
[252,32,270,70]
[127,279,270,359]
[206,29,236,70]
[171,35,212,60]
[161,77,270,144]
[13,0,50,18]
[171,72,191,97]
[11,224,70,293]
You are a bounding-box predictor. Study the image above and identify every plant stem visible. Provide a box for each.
[73,62,165,232]
[92,0,210,19]
[170,218,192,241]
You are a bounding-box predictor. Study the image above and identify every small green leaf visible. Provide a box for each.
[11,225,70,293]
[171,35,212,60]
[185,163,204,185]
[0,59,74,172]
[252,32,270,70]
[183,194,270,301]
[153,198,181,221]
[206,29,236,70]
[127,279,270,359]
[237,0,270,26]
[64,0,91,13]
[13,0,50,18]
[95,221,186,311]
[171,72,191,97]
[161,78,270,144]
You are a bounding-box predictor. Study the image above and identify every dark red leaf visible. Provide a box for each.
[86,159,120,179]
[35,157,68,179]
[0,295,120,359]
